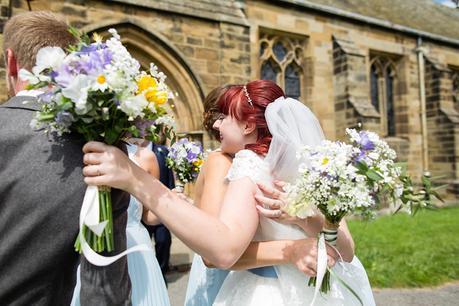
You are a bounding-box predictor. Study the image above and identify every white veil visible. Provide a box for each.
[261,97,329,304]
[264,96,325,182]
[262,98,335,305]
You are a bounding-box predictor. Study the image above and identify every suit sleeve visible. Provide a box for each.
[79,144,132,306]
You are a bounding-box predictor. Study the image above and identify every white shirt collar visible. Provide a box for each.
[15,89,43,97]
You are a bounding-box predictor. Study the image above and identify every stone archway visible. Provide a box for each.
[82,19,206,144]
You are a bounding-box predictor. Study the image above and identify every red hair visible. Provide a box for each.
[218,80,285,155]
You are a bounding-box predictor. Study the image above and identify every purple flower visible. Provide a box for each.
[79,43,107,54]
[321,172,338,181]
[354,150,367,163]
[80,52,103,75]
[55,111,75,128]
[187,151,197,161]
[100,48,113,66]
[79,44,99,54]
[54,64,75,87]
[359,132,375,151]
[72,48,113,76]
[178,138,189,145]
[49,70,58,79]
[38,91,54,104]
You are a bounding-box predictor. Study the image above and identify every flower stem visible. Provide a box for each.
[73,186,115,254]
[106,190,114,251]
[74,233,81,253]
[99,190,107,252]
[99,186,114,252]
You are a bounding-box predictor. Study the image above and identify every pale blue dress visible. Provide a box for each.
[184,254,229,306]
[71,144,170,306]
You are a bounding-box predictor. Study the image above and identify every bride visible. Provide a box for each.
[82,80,375,305]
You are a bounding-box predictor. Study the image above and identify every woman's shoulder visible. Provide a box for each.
[199,150,232,182]
[207,150,232,163]
[203,150,232,172]
[226,149,267,182]
[233,149,263,163]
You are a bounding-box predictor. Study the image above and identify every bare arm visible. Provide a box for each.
[197,152,315,272]
[83,142,338,273]
[198,156,336,274]
[294,215,354,262]
[83,142,260,269]
[335,219,355,262]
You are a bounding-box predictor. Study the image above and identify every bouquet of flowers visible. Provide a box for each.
[166,138,204,192]
[22,28,175,254]
[285,128,441,298]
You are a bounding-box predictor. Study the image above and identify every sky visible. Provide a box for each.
[433,0,457,8]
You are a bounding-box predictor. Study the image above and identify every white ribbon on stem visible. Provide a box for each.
[79,185,149,266]
[310,229,363,306]
[310,233,328,306]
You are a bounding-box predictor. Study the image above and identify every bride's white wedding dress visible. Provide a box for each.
[213,150,375,306]
[213,96,375,306]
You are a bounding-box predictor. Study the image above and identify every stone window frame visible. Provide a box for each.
[369,54,399,137]
[258,30,307,100]
[451,68,459,109]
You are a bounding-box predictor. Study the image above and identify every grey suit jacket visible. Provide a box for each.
[0,96,132,306]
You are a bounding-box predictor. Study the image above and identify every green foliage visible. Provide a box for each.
[348,207,459,288]
[67,26,90,52]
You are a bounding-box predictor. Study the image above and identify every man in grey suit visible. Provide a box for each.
[0,11,131,305]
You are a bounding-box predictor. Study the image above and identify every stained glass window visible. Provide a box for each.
[285,64,300,99]
[453,72,459,106]
[370,56,398,136]
[370,65,380,112]
[259,42,268,57]
[386,67,395,136]
[259,33,305,99]
[273,42,287,62]
[261,60,279,83]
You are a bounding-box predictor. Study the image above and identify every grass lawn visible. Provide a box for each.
[347,206,459,288]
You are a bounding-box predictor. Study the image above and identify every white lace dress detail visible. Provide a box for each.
[225,149,271,185]
[213,149,376,306]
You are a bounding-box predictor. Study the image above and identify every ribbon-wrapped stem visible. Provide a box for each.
[74,185,114,253]
[308,220,363,306]
[174,181,185,194]
[74,185,150,266]
[308,221,339,294]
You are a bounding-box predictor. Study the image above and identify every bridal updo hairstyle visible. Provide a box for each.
[217,80,285,155]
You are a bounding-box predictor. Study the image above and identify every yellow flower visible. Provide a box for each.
[322,158,329,165]
[155,90,169,105]
[193,159,203,167]
[137,75,157,93]
[97,75,106,84]
[92,32,103,43]
[144,88,158,103]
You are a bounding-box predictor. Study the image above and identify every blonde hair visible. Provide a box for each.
[3,11,78,70]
